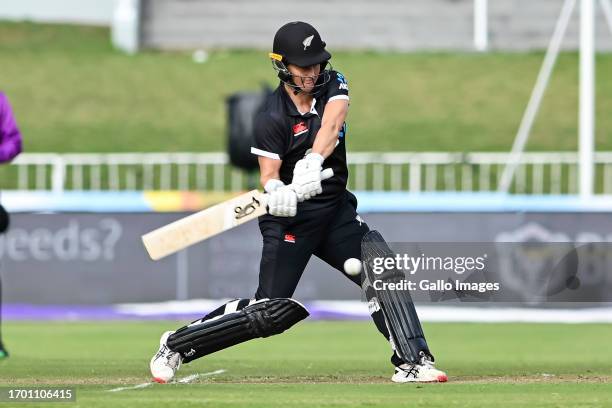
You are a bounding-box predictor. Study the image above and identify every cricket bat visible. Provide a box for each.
[142,168,333,260]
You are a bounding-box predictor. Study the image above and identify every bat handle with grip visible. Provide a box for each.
[320,168,334,180]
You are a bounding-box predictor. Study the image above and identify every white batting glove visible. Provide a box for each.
[291,153,324,202]
[264,179,297,217]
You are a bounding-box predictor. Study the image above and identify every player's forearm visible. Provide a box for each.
[312,100,348,158]
[258,157,282,188]
[312,121,342,158]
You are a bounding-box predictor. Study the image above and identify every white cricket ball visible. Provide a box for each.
[152,369,174,384]
[343,258,362,276]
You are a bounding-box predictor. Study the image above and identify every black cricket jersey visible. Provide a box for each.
[251,70,350,209]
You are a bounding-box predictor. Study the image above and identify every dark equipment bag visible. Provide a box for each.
[226,86,272,172]
[0,204,8,233]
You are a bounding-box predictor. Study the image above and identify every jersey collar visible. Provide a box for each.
[281,86,319,118]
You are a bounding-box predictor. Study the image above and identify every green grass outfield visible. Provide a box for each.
[0,321,611,407]
[1,22,612,153]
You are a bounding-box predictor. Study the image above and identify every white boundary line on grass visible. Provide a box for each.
[108,383,152,392]
[107,369,226,392]
[177,369,226,384]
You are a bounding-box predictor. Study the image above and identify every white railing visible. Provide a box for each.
[3,152,612,194]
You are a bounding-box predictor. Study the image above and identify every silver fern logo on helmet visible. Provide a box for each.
[302,35,314,50]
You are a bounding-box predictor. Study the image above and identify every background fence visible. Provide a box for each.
[3,152,612,194]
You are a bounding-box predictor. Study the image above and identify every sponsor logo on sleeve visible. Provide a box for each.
[336,72,348,90]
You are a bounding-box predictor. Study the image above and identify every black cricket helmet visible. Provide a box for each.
[269,21,332,94]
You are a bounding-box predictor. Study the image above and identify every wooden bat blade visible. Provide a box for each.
[142,190,267,260]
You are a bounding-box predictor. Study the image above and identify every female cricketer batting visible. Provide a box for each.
[150,21,447,384]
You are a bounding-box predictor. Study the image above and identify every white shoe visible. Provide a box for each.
[391,354,448,383]
[150,331,182,383]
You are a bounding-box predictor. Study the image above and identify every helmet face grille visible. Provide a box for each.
[270,58,333,97]
[270,58,291,80]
